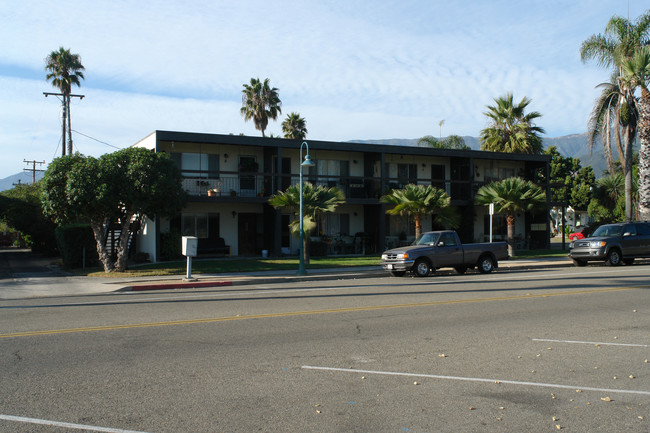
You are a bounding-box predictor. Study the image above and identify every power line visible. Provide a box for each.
[71,129,122,150]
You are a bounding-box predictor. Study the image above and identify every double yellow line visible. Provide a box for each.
[0,286,640,339]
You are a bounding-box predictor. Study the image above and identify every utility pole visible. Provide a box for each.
[44,92,85,156]
[23,159,46,184]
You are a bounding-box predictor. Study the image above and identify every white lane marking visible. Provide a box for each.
[302,365,650,396]
[0,414,149,432]
[533,338,649,348]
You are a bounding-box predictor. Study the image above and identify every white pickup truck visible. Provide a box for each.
[380,230,509,277]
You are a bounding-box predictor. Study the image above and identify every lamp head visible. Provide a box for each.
[301,154,315,167]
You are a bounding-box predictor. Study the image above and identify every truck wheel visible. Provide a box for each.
[454,266,467,274]
[390,271,406,277]
[572,258,587,267]
[605,249,622,266]
[413,259,431,277]
[478,255,495,274]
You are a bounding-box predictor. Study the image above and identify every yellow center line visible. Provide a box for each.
[0,286,643,339]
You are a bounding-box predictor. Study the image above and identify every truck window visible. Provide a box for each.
[439,233,457,246]
[416,233,437,245]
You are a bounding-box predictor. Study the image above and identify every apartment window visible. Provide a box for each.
[171,152,219,178]
[182,213,209,238]
[319,213,350,237]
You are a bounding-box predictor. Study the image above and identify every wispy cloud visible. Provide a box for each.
[0,0,647,177]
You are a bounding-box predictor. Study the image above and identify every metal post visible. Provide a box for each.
[298,142,315,275]
[186,256,193,280]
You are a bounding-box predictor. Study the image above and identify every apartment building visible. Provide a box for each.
[134,131,550,261]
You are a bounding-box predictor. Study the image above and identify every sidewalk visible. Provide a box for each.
[0,248,574,300]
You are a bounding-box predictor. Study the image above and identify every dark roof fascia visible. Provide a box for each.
[152,130,549,163]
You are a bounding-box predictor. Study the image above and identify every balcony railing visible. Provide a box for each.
[181,170,540,201]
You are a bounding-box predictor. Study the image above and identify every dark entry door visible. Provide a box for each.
[238,213,258,256]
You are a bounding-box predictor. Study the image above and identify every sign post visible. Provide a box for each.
[489,203,494,243]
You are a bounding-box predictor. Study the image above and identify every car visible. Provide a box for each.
[568,224,599,241]
[568,222,650,266]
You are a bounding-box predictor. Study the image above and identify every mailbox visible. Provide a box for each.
[182,236,198,257]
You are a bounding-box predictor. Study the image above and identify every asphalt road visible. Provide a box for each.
[1,265,649,432]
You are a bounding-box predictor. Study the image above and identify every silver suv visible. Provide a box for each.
[568,222,650,266]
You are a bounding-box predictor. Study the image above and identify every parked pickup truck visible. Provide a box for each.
[380,230,509,277]
[568,222,650,266]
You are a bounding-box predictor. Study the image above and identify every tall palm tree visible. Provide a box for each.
[380,184,459,240]
[281,112,308,140]
[241,77,282,137]
[269,182,345,263]
[621,46,650,220]
[580,11,650,221]
[45,47,85,156]
[479,93,545,154]
[474,177,546,256]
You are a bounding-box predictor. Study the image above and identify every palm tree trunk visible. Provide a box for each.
[506,214,515,257]
[638,89,650,221]
[624,125,634,222]
[414,215,422,240]
[303,236,310,265]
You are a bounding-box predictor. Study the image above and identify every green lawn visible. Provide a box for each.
[84,255,382,278]
[82,248,568,278]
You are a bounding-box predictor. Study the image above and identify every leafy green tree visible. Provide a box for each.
[475,177,546,256]
[479,93,545,154]
[269,182,345,264]
[621,46,650,220]
[581,11,650,221]
[571,166,596,210]
[380,184,459,240]
[418,135,470,150]
[544,146,595,210]
[41,148,187,272]
[45,47,85,156]
[0,183,57,254]
[241,77,282,137]
[281,112,308,140]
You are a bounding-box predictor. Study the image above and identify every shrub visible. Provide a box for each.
[160,230,182,261]
[54,224,99,268]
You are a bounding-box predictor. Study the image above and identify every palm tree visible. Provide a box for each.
[621,46,650,220]
[479,93,545,154]
[581,11,650,221]
[281,112,308,140]
[269,182,345,264]
[45,47,85,156]
[380,184,459,240]
[240,77,282,137]
[474,177,546,256]
[417,135,469,150]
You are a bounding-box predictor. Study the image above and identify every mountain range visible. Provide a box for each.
[0,132,618,192]
[350,132,619,177]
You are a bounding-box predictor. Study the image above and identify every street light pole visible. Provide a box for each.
[298,141,315,275]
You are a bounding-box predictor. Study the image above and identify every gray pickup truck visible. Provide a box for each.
[568,222,650,266]
[380,230,509,277]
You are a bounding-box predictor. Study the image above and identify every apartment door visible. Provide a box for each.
[238,213,258,256]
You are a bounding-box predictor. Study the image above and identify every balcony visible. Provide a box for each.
[181,170,485,202]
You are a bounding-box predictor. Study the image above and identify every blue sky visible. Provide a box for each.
[0,0,647,179]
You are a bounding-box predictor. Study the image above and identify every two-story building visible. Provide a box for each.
[133,130,550,261]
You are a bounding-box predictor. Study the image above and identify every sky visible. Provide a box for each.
[0,0,648,179]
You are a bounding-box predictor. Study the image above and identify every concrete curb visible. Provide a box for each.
[119,259,574,292]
